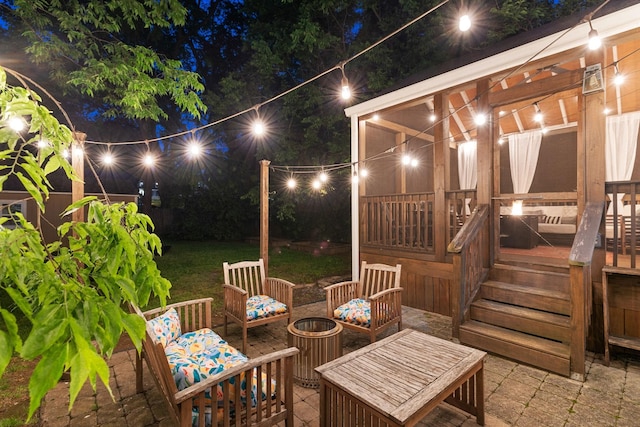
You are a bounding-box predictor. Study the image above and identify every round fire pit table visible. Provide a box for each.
[287,317,343,388]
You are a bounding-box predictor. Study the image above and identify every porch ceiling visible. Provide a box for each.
[364,28,640,148]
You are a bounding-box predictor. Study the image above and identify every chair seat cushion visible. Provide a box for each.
[246,295,288,321]
[334,298,371,327]
[165,329,247,390]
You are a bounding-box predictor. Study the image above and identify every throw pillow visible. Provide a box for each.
[147,308,182,347]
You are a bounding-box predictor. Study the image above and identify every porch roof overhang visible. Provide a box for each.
[344,2,640,121]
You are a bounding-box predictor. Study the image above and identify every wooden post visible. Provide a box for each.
[71,131,86,223]
[476,78,492,268]
[260,160,270,274]
[434,92,450,262]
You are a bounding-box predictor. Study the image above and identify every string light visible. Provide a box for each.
[311,179,322,190]
[286,177,297,189]
[459,14,471,32]
[474,113,487,126]
[319,170,328,183]
[533,103,543,123]
[613,63,624,86]
[340,64,351,101]
[102,151,114,165]
[587,20,601,50]
[8,116,25,132]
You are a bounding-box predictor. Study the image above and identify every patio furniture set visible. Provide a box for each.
[133,259,486,426]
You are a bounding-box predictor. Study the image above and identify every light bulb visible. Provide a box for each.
[588,28,601,50]
[188,142,202,157]
[402,154,411,165]
[534,112,543,123]
[360,168,368,178]
[287,178,296,189]
[8,116,25,132]
[459,15,471,32]
[144,154,154,167]
[103,153,114,165]
[341,77,351,100]
[474,114,487,126]
[319,171,328,182]
[351,173,359,184]
[252,120,265,136]
[614,72,624,86]
[410,158,419,168]
[312,179,321,190]
[429,113,436,122]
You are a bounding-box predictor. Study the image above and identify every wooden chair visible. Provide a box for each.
[325,262,402,342]
[223,259,294,352]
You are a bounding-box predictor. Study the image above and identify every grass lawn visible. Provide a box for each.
[151,240,352,316]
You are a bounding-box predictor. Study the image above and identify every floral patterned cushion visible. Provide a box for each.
[246,295,288,321]
[147,308,182,347]
[334,298,371,327]
[163,327,276,426]
[165,329,248,390]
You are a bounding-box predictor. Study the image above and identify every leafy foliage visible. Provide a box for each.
[10,0,206,120]
[0,66,171,419]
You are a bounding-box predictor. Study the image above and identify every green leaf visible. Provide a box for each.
[28,344,67,420]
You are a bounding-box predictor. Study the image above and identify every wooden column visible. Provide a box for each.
[260,160,270,274]
[476,79,492,267]
[396,132,407,193]
[71,131,86,223]
[433,92,450,261]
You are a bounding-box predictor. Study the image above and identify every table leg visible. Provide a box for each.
[476,365,485,425]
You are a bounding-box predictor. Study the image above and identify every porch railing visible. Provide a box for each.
[605,181,640,268]
[448,205,490,339]
[361,193,435,252]
[361,191,479,253]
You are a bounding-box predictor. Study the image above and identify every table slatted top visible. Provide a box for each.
[315,329,486,423]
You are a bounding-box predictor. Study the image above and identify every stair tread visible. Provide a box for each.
[483,280,569,299]
[493,262,570,276]
[472,299,570,325]
[460,320,570,358]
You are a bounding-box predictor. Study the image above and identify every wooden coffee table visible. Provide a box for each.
[315,329,486,426]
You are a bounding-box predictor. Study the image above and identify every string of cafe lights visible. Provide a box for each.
[270,0,621,190]
[4,0,621,192]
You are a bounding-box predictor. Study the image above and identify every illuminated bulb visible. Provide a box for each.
[541,127,548,134]
[402,154,412,165]
[37,139,48,148]
[312,179,321,190]
[429,114,436,122]
[459,15,471,32]
[352,173,359,184]
[410,158,419,168]
[319,171,328,182]
[499,110,506,116]
[188,142,202,157]
[144,154,154,167]
[474,114,487,126]
[498,137,505,145]
[252,120,265,136]
[614,72,624,86]
[72,145,83,156]
[8,116,25,132]
[341,77,351,100]
[604,107,611,115]
[534,111,543,123]
[62,149,70,158]
[360,168,368,178]
[103,152,114,165]
[287,178,296,189]
[588,28,601,50]
[372,113,379,121]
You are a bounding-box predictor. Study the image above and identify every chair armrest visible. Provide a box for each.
[265,277,295,309]
[369,288,403,327]
[223,284,248,321]
[325,281,360,314]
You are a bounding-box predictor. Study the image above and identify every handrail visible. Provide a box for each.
[567,201,603,380]
[568,201,604,266]
[448,205,490,338]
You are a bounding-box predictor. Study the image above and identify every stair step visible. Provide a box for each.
[459,320,570,377]
[481,280,570,315]
[490,264,570,292]
[470,299,571,342]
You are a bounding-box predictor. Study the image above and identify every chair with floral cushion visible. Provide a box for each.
[325,261,403,342]
[223,259,294,352]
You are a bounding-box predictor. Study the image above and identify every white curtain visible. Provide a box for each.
[508,130,542,194]
[606,111,640,214]
[458,140,477,215]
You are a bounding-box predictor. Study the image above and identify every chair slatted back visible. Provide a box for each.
[360,262,402,298]
[223,259,267,297]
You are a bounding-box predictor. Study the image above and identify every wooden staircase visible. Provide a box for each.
[459,263,572,376]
